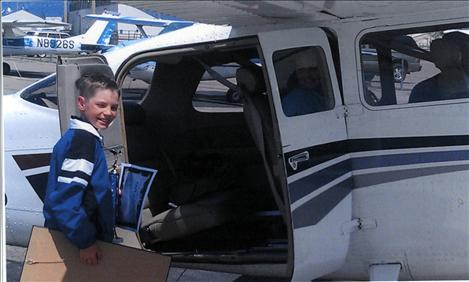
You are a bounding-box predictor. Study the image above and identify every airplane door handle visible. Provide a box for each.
[288,151,309,171]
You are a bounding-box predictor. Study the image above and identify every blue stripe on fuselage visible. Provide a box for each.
[289,149,469,204]
[288,148,469,228]
[3,38,33,47]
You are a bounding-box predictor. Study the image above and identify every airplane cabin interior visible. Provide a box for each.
[119,39,290,265]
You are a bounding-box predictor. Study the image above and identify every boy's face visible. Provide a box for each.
[77,88,119,129]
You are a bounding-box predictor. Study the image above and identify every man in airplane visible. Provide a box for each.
[443,31,469,75]
[281,51,327,116]
[409,36,469,103]
[43,74,120,265]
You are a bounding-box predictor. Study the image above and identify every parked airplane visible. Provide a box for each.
[4,1,469,281]
[2,13,192,75]
[2,17,115,74]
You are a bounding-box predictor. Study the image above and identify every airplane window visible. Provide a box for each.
[120,61,155,103]
[360,24,469,107]
[20,63,152,109]
[274,46,335,117]
[192,62,243,113]
[20,74,58,109]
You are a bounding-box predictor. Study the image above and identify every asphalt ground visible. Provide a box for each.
[2,55,267,282]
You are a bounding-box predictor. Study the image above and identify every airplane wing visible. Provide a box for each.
[121,1,467,27]
[84,14,193,27]
[2,20,71,37]
[2,20,71,28]
[84,14,194,38]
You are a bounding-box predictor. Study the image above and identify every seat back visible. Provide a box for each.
[123,101,157,165]
[237,66,270,149]
[237,66,286,217]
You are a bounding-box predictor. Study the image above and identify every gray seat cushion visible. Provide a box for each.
[140,189,246,244]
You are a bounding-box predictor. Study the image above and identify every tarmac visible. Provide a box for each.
[2,55,275,282]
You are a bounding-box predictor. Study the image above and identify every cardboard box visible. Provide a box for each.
[20,226,171,282]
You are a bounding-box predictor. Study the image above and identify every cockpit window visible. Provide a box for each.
[20,74,58,109]
[20,63,151,109]
[360,24,469,107]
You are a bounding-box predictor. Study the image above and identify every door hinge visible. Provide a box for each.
[335,105,348,119]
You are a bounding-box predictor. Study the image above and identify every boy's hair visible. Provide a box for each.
[75,73,120,99]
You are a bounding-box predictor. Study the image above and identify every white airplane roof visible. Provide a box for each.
[104,23,233,72]
[119,1,468,27]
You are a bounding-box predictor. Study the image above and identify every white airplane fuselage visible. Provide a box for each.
[3,35,82,56]
[4,5,469,280]
[2,19,115,57]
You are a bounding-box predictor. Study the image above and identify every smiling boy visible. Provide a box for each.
[43,73,120,265]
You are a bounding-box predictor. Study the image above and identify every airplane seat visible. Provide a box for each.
[409,38,468,102]
[237,65,287,220]
[237,65,279,170]
[123,101,157,166]
[139,187,255,245]
[137,67,282,247]
[123,101,176,214]
[138,165,256,246]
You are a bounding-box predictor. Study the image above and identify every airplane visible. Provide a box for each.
[2,17,116,75]
[2,13,195,75]
[4,1,469,281]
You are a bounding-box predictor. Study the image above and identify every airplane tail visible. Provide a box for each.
[81,19,117,44]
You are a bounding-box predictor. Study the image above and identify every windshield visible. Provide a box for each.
[19,74,58,108]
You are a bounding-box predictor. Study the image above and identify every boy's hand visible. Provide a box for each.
[79,243,102,265]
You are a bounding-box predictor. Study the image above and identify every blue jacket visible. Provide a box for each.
[43,117,115,249]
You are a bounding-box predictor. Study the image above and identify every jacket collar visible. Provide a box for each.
[69,116,103,141]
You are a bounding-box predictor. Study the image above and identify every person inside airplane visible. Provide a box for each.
[409,37,469,103]
[43,73,120,265]
[442,31,469,75]
[281,49,329,116]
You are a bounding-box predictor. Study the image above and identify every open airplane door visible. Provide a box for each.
[258,28,352,280]
[56,55,127,165]
[56,55,146,248]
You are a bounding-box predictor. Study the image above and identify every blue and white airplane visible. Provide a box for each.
[2,13,194,74]
[7,2,469,281]
[2,17,116,74]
